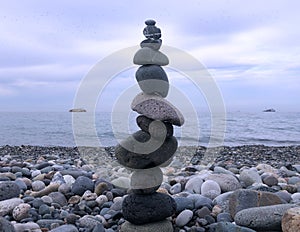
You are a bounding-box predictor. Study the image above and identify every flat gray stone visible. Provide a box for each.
[0,198,23,217]
[120,220,173,232]
[140,39,162,50]
[208,222,255,232]
[235,204,296,231]
[134,47,169,66]
[201,180,221,200]
[131,92,184,126]
[50,224,79,232]
[0,217,15,232]
[176,209,193,227]
[131,167,163,190]
[13,222,41,232]
[206,174,242,192]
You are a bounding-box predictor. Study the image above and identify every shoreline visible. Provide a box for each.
[1,144,300,169]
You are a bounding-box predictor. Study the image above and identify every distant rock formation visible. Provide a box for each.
[263,108,276,112]
[69,108,86,112]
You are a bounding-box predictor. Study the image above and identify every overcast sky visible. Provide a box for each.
[0,0,299,112]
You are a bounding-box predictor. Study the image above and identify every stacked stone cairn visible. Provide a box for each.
[116,19,184,231]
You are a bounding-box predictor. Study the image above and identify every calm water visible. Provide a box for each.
[0,111,300,147]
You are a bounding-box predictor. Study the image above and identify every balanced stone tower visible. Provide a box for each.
[117,19,184,232]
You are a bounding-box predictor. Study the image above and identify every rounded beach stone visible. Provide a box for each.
[176,209,193,227]
[131,92,184,126]
[115,131,178,169]
[169,183,182,195]
[0,181,20,200]
[282,206,300,232]
[212,192,233,213]
[135,65,169,97]
[130,167,163,192]
[122,193,176,224]
[48,192,67,207]
[145,19,156,26]
[208,222,256,232]
[0,216,16,232]
[49,224,79,232]
[134,48,169,66]
[239,168,262,187]
[137,115,173,138]
[262,175,278,186]
[31,180,46,191]
[71,176,94,196]
[0,198,23,216]
[235,204,296,231]
[206,174,242,192]
[120,220,173,232]
[185,176,203,194]
[12,203,31,221]
[174,197,194,213]
[13,222,41,232]
[201,180,221,200]
[140,39,162,50]
[229,189,283,218]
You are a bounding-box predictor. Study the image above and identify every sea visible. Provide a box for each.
[1,111,300,147]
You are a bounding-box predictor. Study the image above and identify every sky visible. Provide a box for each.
[0,0,300,112]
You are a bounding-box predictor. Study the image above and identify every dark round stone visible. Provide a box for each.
[140,39,162,50]
[0,181,20,201]
[145,19,156,26]
[0,217,15,232]
[115,131,178,169]
[136,115,173,138]
[122,193,176,224]
[131,186,160,195]
[143,25,161,39]
[71,176,94,196]
[135,65,169,97]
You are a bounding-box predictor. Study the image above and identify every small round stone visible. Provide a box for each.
[12,203,31,221]
[130,166,163,191]
[176,209,193,227]
[145,19,156,26]
[201,180,221,200]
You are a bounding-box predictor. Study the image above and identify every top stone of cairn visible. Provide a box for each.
[143,19,161,39]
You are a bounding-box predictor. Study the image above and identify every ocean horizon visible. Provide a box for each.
[1,111,300,148]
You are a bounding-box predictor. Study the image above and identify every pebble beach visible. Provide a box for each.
[0,145,300,232]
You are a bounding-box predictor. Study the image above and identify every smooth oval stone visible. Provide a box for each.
[49,224,79,232]
[140,39,162,50]
[12,203,31,221]
[131,167,163,191]
[115,131,178,169]
[122,193,176,224]
[208,222,256,232]
[235,204,296,231]
[176,209,193,227]
[137,115,173,138]
[0,181,20,200]
[174,197,194,213]
[135,65,169,97]
[134,48,169,66]
[120,220,173,232]
[239,168,262,187]
[201,180,221,200]
[131,92,184,126]
[0,217,15,232]
[0,198,23,216]
[145,19,156,26]
[206,174,242,192]
[185,176,204,194]
[71,176,94,196]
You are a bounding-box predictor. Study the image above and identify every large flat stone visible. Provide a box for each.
[134,48,169,66]
[131,93,184,126]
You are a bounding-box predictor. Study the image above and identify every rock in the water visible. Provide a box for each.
[282,206,300,232]
[122,193,176,224]
[176,209,193,227]
[130,167,163,192]
[0,181,20,200]
[12,203,31,221]
[115,131,178,169]
[131,92,184,126]
[0,217,15,232]
[71,176,94,196]
[140,39,162,50]
[137,115,173,138]
[206,174,242,192]
[134,48,169,66]
[229,189,283,217]
[49,224,79,232]
[120,220,173,232]
[201,180,221,200]
[0,198,23,216]
[235,204,296,231]
[208,222,256,232]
